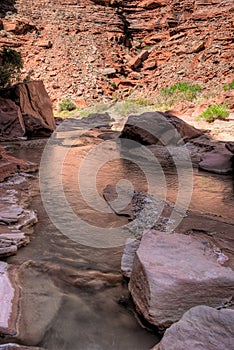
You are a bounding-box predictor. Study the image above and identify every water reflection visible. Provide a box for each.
[6,123,234,350]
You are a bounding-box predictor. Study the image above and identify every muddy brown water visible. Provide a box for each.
[5,120,234,350]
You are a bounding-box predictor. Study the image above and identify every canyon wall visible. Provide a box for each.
[0,0,233,104]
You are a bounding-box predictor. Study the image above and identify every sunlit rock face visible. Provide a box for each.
[152,306,234,350]
[0,81,55,139]
[0,262,19,336]
[0,1,233,103]
[129,230,234,329]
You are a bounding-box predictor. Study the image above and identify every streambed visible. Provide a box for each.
[3,118,234,350]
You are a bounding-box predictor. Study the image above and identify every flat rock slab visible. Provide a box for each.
[0,230,30,257]
[0,146,37,182]
[199,150,233,174]
[152,305,234,350]
[0,208,36,258]
[0,262,19,336]
[0,204,24,224]
[17,264,62,345]
[0,175,37,258]
[129,230,234,329]
[0,345,43,350]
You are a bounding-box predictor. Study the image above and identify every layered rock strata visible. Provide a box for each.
[0,81,55,140]
[152,305,234,350]
[0,0,233,103]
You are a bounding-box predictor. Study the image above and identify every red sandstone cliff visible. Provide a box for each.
[0,0,233,104]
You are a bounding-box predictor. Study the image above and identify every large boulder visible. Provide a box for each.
[119,112,202,146]
[199,150,233,174]
[152,305,234,350]
[129,230,234,329]
[0,81,55,138]
[0,98,25,140]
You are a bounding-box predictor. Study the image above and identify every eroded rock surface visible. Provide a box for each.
[0,146,37,182]
[121,238,140,278]
[0,262,20,336]
[16,264,62,346]
[0,98,25,140]
[152,306,234,350]
[129,230,234,329]
[0,1,233,104]
[199,149,233,174]
[0,260,62,346]
[0,81,55,139]
[0,345,43,350]
[119,112,202,146]
[0,168,37,257]
[226,142,234,154]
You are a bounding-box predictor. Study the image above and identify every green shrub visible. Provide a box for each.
[197,104,229,122]
[58,98,76,111]
[223,80,234,91]
[0,47,23,88]
[161,82,202,95]
[160,82,202,104]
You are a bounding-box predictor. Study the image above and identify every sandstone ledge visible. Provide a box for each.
[129,230,234,329]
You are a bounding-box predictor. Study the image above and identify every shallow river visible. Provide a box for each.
[6,117,234,350]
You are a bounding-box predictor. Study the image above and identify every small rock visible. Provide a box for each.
[138,0,167,9]
[36,40,53,48]
[121,238,140,278]
[100,68,116,76]
[128,50,149,70]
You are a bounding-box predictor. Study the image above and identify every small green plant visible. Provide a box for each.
[197,104,229,123]
[58,98,76,112]
[23,68,35,82]
[223,80,234,91]
[110,81,117,89]
[160,82,202,105]
[161,82,202,95]
[126,97,152,107]
[54,107,81,119]
[0,47,23,88]
[33,31,41,39]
